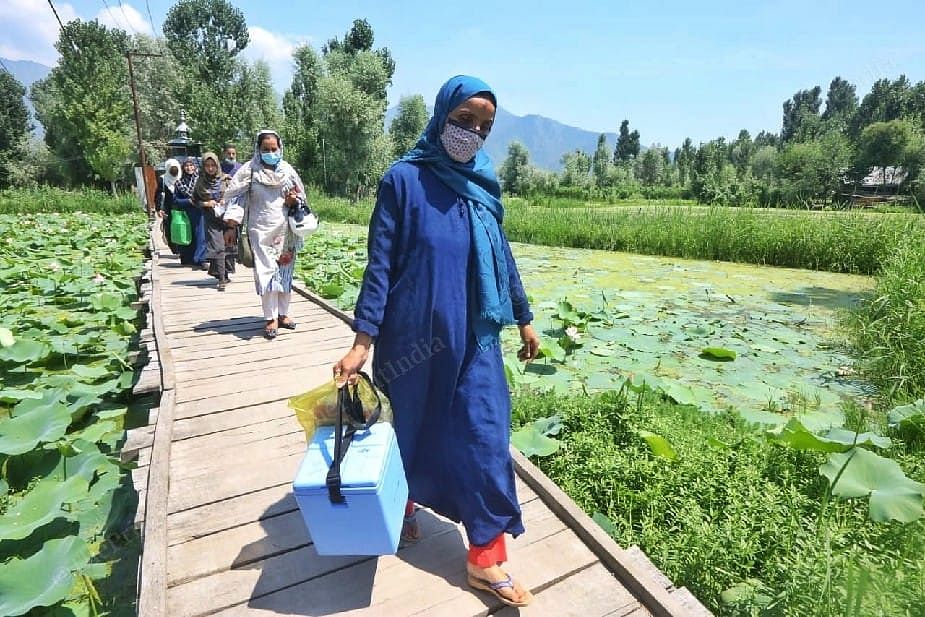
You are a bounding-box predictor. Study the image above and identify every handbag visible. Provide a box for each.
[325,372,383,504]
[169,209,192,246]
[237,182,255,268]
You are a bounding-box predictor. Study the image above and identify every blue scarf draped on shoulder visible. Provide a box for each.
[401,75,515,349]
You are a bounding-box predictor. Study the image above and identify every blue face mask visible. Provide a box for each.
[260,151,281,166]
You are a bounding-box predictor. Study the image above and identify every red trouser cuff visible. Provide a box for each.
[467,534,507,567]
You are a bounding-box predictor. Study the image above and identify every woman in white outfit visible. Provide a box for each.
[224,129,306,339]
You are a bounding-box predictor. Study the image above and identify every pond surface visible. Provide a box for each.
[502,242,875,429]
[302,225,875,430]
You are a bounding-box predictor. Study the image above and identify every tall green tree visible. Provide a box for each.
[782,86,822,142]
[389,94,428,158]
[0,71,31,188]
[591,134,611,187]
[130,34,183,164]
[164,0,251,148]
[613,119,640,163]
[283,45,324,181]
[856,120,915,189]
[852,76,914,136]
[675,137,696,186]
[776,132,853,204]
[284,19,395,197]
[729,129,753,176]
[163,0,248,78]
[637,147,666,186]
[561,149,592,187]
[31,19,132,190]
[822,76,858,123]
[499,141,531,195]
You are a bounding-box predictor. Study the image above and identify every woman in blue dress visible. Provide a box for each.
[334,75,539,608]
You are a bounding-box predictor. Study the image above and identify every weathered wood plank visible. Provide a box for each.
[167,451,302,513]
[137,388,176,617]
[173,360,342,405]
[493,563,638,617]
[167,484,297,547]
[171,400,296,442]
[169,492,560,617]
[167,478,537,587]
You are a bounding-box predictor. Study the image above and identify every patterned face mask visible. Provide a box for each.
[440,121,485,163]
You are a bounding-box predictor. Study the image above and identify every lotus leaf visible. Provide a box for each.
[0,389,42,402]
[820,448,925,522]
[0,475,90,540]
[511,423,562,458]
[770,418,891,452]
[0,536,91,616]
[887,400,925,436]
[592,511,617,536]
[700,347,737,361]
[638,430,678,460]
[0,340,50,364]
[0,396,71,456]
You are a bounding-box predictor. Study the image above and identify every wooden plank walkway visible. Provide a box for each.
[131,227,712,616]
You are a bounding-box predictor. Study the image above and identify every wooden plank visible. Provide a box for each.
[163,314,345,342]
[137,388,176,617]
[173,333,348,370]
[167,327,353,359]
[121,424,155,462]
[171,400,296,442]
[669,588,713,617]
[493,563,639,617]
[162,305,327,332]
[169,492,560,617]
[624,546,673,591]
[167,479,538,587]
[151,256,177,393]
[167,451,302,513]
[173,360,343,406]
[168,425,304,470]
[172,338,349,381]
[167,484,297,547]
[511,449,688,617]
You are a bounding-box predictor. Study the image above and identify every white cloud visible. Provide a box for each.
[95,3,155,37]
[241,26,311,92]
[0,0,78,65]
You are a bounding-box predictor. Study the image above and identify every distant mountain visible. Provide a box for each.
[2,57,52,136]
[386,105,617,171]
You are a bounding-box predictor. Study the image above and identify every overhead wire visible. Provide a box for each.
[117,0,139,36]
[144,0,159,36]
[45,0,80,53]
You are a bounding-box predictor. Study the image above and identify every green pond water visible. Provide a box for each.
[501,242,875,429]
[303,225,875,430]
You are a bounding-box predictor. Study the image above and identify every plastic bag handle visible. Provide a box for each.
[325,371,381,504]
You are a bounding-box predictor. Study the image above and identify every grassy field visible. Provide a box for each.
[311,193,923,275]
[513,389,925,617]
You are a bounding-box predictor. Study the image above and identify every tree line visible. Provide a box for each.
[0,0,923,207]
[0,0,428,199]
[499,76,925,207]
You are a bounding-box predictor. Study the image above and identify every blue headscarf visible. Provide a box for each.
[402,75,515,349]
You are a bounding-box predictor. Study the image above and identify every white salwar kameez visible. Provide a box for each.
[224,149,305,322]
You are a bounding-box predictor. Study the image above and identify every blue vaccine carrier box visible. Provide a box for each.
[292,422,408,556]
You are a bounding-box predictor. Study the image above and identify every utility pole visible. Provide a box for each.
[126,50,161,214]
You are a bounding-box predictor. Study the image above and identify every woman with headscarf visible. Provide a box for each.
[154,158,180,251]
[174,157,208,269]
[223,130,307,338]
[333,76,539,608]
[194,152,235,291]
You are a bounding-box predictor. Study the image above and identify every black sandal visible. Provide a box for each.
[278,316,297,330]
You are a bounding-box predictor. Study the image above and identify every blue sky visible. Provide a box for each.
[3,0,924,149]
